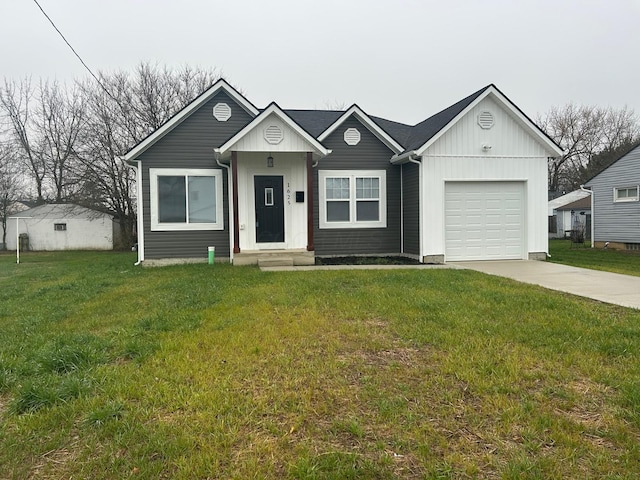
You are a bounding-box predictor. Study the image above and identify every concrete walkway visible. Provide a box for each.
[455,260,640,310]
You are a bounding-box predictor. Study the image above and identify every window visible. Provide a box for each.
[150,168,224,231]
[319,170,386,229]
[614,186,639,203]
[54,223,67,231]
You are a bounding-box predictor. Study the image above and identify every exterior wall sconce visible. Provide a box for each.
[267,155,274,167]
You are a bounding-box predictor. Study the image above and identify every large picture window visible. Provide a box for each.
[614,186,639,203]
[319,170,386,229]
[150,168,224,231]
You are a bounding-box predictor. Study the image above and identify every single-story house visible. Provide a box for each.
[124,80,563,265]
[6,204,115,251]
[548,190,591,238]
[584,144,640,249]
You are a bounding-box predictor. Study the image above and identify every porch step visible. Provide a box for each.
[233,249,315,267]
[257,257,294,268]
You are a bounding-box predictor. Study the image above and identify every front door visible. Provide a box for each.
[254,175,284,243]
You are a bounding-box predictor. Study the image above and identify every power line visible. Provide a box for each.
[31,0,117,102]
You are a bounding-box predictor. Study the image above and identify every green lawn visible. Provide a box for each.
[549,239,640,276]
[1,251,640,479]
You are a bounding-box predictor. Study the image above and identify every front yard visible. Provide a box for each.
[1,251,640,478]
[549,239,640,276]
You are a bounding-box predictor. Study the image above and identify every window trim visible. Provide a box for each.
[319,170,386,229]
[614,185,639,203]
[150,168,224,231]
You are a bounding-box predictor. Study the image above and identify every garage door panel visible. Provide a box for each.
[445,182,525,261]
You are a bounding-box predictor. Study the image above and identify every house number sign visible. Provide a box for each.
[287,182,291,205]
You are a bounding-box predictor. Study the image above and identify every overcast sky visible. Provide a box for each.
[2,0,638,125]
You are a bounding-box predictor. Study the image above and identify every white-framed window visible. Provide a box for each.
[319,170,386,229]
[54,223,67,231]
[150,168,224,231]
[614,186,639,203]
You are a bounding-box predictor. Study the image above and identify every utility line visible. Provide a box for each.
[31,0,117,103]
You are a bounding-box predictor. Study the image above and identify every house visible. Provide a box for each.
[6,204,115,251]
[584,144,640,249]
[124,80,563,265]
[548,190,591,239]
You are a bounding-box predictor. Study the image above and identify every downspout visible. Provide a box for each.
[129,160,144,266]
[215,150,234,263]
[400,164,404,254]
[408,155,423,263]
[580,184,594,248]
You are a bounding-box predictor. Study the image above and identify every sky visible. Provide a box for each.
[1,0,639,125]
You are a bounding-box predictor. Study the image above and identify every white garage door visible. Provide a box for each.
[445,181,525,261]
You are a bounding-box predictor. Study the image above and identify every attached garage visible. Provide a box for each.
[445,181,525,261]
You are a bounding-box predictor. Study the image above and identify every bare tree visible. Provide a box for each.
[0,141,22,248]
[75,62,222,248]
[0,79,47,203]
[538,104,639,192]
[35,80,85,201]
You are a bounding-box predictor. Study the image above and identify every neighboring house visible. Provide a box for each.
[124,80,563,265]
[548,190,591,238]
[6,204,115,251]
[554,197,591,240]
[584,144,640,249]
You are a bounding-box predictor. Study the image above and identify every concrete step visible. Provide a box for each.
[257,257,294,267]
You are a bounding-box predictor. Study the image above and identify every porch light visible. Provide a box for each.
[267,155,274,168]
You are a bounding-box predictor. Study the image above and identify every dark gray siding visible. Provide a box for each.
[138,91,253,259]
[586,145,640,243]
[402,162,420,255]
[314,116,401,255]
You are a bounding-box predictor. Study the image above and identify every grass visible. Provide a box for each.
[1,250,640,478]
[549,238,640,276]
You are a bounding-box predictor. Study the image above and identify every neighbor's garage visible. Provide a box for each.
[445,181,525,261]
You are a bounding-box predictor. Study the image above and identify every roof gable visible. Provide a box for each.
[124,79,259,161]
[393,85,563,162]
[317,105,404,154]
[215,103,331,159]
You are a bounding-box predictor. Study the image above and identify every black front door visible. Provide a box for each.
[254,175,284,243]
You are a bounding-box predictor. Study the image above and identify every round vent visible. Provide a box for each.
[344,128,361,146]
[478,111,494,129]
[264,125,284,145]
[213,102,231,122]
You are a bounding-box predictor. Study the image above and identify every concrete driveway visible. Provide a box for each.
[455,260,640,310]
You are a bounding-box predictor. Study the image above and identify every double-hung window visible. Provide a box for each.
[150,168,224,231]
[614,186,639,203]
[319,170,386,228]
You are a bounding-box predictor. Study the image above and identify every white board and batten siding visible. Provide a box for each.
[421,95,550,261]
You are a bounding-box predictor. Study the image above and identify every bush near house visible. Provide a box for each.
[1,251,640,479]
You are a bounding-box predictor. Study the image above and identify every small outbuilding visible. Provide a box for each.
[6,204,115,251]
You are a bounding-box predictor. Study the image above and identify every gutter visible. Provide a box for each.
[214,149,234,263]
[391,150,419,165]
[580,184,594,248]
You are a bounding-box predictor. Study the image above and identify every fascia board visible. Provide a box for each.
[124,79,259,161]
[217,103,330,156]
[318,105,404,153]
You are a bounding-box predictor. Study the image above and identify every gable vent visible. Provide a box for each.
[478,111,494,129]
[344,128,361,146]
[264,125,284,145]
[213,102,232,122]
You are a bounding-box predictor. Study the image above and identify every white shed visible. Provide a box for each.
[6,204,114,251]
